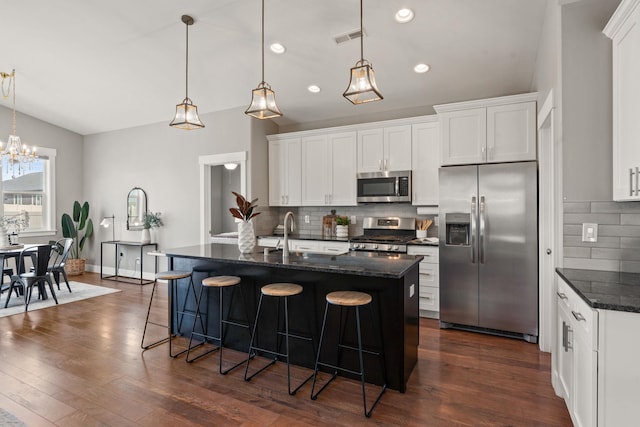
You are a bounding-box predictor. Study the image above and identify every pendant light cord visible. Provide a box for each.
[261,0,265,84]
[11,70,16,134]
[185,21,189,100]
[360,0,364,63]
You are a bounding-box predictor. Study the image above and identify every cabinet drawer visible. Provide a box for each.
[320,242,349,254]
[419,264,438,286]
[419,285,439,312]
[557,278,572,311]
[407,245,439,262]
[571,294,597,351]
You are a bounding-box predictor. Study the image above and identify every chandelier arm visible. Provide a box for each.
[12,69,17,135]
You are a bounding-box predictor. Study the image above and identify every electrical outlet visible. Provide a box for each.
[135,257,141,264]
[582,223,598,242]
[350,215,356,224]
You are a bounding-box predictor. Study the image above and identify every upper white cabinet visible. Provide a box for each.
[268,137,301,206]
[434,94,537,166]
[301,131,357,206]
[411,120,440,206]
[357,125,412,172]
[604,0,640,201]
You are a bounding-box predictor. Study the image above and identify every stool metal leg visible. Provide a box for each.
[141,280,170,350]
[170,276,202,358]
[185,285,211,362]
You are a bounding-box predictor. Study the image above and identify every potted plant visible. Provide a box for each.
[335,216,350,238]
[141,211,163,244]
[61,201,94,275]
[229,192,261,253]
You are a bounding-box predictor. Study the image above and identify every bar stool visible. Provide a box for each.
[244,283,315,395]
[186,275,254,374]
[311,291,387,418]
[141,270,201,358]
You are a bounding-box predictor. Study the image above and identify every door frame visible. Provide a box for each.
[537,89,561,353]
[199,152,247,244]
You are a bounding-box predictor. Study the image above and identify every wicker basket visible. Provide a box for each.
[65,258,86,276]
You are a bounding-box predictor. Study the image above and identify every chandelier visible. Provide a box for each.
[0,69,37,177]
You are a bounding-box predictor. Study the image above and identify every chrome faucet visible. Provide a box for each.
[283,211,295,261]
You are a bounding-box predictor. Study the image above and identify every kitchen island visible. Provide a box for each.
[163,243,421,392]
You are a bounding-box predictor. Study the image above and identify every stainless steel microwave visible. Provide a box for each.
[356,171,412,203]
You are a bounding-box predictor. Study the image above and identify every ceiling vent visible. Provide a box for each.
[334,28,367,45]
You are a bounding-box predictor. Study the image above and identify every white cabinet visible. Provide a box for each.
[604,0,640,201]
[269,138,301,206]
[357,125,412,172]
[411,121,440,206]
[556,278,598,427]
[301,132,357,206]
[258,237,349,255]
[555,276,640,427]
[434,94,537,166]
[407,245,439,317]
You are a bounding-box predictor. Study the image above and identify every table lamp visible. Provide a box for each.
[100,215,116,241]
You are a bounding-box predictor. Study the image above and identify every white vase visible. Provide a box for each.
[336,225,349,238]
[141,228,151,244]
[237,221,255,254]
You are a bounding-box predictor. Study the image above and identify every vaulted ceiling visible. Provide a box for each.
[0,0,547,135]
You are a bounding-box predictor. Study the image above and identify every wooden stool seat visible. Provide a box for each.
[202,275,241,288]
[157,270,191,281]
[326,291,372,307]
[261,283,303,297]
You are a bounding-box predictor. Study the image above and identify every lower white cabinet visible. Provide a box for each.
[555,277,640,427]
[407,245,439,317]
[257,237,349,255]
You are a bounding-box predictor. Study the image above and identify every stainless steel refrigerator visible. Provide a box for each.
[438,161,538,343]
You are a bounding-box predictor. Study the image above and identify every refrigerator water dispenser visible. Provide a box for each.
[445,213,470,246]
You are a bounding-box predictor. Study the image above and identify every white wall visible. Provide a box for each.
[561,0,620,201]
[82,106,273,272]
[0,104,83,244]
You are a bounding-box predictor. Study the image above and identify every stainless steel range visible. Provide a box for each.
[349,217,416,253]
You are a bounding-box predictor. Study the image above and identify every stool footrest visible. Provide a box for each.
[337,343,381,357]
[315,361,364,377]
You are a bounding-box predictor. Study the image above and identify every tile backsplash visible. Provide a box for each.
[255,204,439,238]
[564,201,640,273]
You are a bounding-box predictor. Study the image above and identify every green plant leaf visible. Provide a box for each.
[72,201,81,222]
[61,214,77,238]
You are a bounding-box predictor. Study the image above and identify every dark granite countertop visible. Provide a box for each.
[556,268,640,313]
[164,243,422,279]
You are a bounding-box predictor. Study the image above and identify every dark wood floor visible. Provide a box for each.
[0,272,572,426]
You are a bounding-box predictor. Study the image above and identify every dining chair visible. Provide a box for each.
[47,238,73,292]
[3,245,58,311]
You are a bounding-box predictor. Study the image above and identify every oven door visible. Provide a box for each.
[357,171,411,203]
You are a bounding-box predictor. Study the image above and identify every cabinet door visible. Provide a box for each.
[487,102,536,163]
[301,134,330,206]
[384,125,412,171]
[439,108,487,165]
[611,6,640,200]
[357,128,385,172]
[571,298,598,427]
[556,294,573,404]
[412,122,440,205]
[328,132,357,206]
[269,140,284,206]
[284,138,302,206]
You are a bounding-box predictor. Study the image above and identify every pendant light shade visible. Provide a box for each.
[343,0,383,104]
[245,0,282,119]
[170,15,204,129]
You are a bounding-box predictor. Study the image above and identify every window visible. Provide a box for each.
[1,147,56,236]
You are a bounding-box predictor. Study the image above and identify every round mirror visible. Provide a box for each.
[126,187,147,230]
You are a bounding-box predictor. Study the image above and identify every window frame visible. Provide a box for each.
[1,147,57,237]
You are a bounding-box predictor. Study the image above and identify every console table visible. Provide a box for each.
[100,241,157,285]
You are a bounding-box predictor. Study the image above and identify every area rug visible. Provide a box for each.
[0,281,120,318]
[0,408,26,426]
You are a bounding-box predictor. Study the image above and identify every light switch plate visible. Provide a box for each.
[582,223,598,242]
[304,215,310,224]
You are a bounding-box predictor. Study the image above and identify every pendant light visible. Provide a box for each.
[245,0,283,119]
[343,0,383,104]
[170,15,205,129]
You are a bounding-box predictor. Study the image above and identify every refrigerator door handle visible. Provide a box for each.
[470,196,477,263]
[479,195,486,264]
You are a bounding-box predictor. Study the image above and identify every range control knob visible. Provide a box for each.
[353,244,360,249]
[373,244,378,250]
[392,245,399,251]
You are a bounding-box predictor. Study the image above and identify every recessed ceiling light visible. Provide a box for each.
[414,63,430,74]
[270,42,286,54]
[307,85,321,93]
[395,8,415,24]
